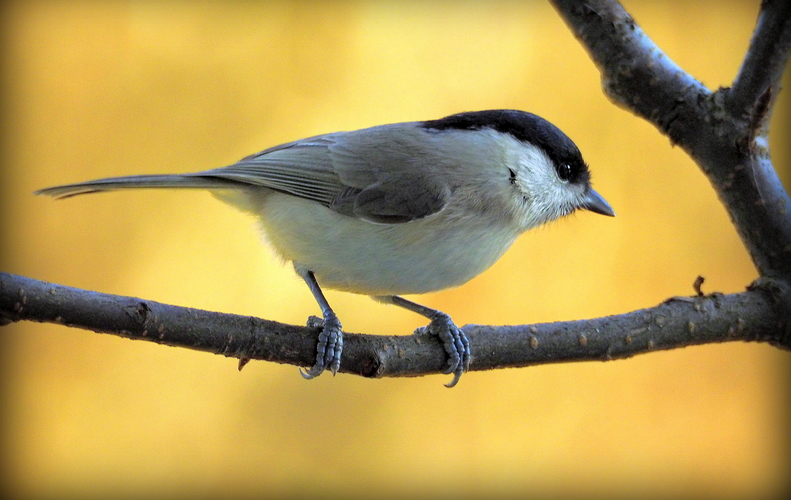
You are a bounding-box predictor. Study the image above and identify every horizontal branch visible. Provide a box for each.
[2,272,788,380]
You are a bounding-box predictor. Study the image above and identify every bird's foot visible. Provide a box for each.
[419,311,470,388]
[300,311,343,379]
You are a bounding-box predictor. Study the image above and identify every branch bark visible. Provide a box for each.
[2,272,789,379]
[3,0,791,380]
[549,0,791,279]
[728,0,791,128]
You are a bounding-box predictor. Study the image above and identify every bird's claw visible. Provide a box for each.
[299,311,343,379]
[423,311,470,388]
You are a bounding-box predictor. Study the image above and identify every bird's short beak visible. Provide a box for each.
[582,189,615,217]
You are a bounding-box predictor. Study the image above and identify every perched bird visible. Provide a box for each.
[37,109,615,387]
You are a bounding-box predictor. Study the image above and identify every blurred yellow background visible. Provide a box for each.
[1,0,789,497]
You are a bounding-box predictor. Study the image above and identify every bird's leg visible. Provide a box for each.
[375,295,470,388]
[296,268,343,378]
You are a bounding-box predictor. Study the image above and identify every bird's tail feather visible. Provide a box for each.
[35,174,242,199]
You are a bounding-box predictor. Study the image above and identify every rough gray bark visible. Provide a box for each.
[2,0,790,378]
[1,272,787,377]
[550,0,791,279]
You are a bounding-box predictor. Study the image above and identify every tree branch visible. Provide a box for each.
[2,272,788,379]
[727,0,791,127]
[550,0,791,279]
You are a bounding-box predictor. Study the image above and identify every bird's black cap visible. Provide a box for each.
[422,109,590,185]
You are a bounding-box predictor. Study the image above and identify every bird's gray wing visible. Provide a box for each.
[193,134,344,206]
[198,125,450,223]
[327,175,449,224]
[326,124,450,223]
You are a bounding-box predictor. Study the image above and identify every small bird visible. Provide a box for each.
[37,109,614,387]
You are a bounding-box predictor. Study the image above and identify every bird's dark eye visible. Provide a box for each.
[557,163,573,181]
